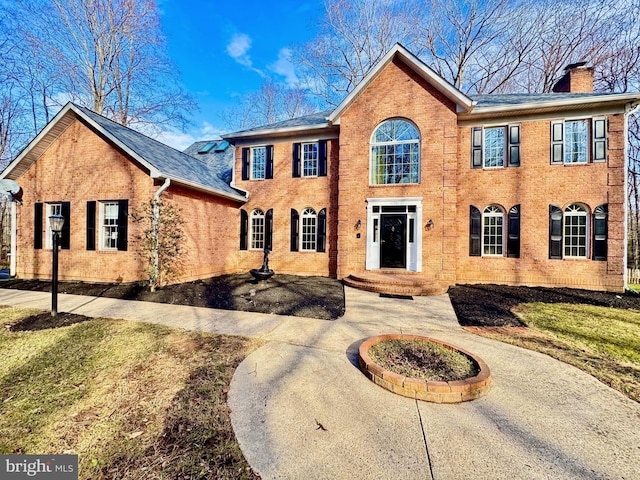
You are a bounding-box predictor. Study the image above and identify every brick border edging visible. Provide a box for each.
[358,334,491,403]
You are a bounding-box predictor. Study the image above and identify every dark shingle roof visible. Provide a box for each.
[183,140,235,184]
[470,93,620,108]
[223,109,332,138]
[74,105,245,200]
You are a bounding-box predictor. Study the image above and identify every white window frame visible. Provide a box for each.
[564,119,589,164]
[564,204,588,258]
[99,201,119,251]
[483,127,506,168]
[370,119,420,185]
[301,208,317,251]
[250,209,265,250]
[302,142,319,177]
[481,205,505,256]
[45,203,62,249]
[251,146,266,180]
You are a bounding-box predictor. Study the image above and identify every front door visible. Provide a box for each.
[380,214,406,268]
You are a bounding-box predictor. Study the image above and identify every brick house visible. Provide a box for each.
[3,44,639,293]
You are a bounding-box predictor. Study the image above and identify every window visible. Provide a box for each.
[292,141,328,177]
[549,203,600,260]
[250,209,265,250]
[101,202,120,250]
[301,208,317,251]
[290,208,326,252]
[470,204,520,257]
[240,208,272,251]
[370,119,420,185]
[551,117,607,164]
[471,125,520,168]
[92,200,128,251]
[241,146,273,180]
[34,202,70,250]
[45,203,62,249]
[482,205,504,255]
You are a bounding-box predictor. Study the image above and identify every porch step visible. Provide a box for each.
[343,272,447,296]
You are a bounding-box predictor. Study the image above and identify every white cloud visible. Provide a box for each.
[226,33,253,68]
[270,48,299,87]
[154,122,228,151]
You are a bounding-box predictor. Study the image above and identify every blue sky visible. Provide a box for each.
[156,0,324,149]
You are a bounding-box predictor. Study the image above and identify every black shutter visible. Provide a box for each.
[290,209,299,252]
[471,128,483,168]
[292,143,301,178]
[241,148,250,180]
[508,125,520,167]
[117,200,128,251]
[549,205,563,259]
[592,117,607,162]
[318,140,328,176]
[551,121,564,164]
[60,202,71,249]
[266,145,274,179]
[469,205,481,256]
[507,205,520,258]
[240,209,248,250]
[86,201,96,251]
[317,208,326,252]
[34,202,43,249]
[593,204,608,261]
[265,209,273,250]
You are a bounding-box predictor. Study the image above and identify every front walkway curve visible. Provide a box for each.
[0,287,638,479]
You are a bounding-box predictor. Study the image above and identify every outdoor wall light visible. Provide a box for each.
[426,219,434,230]
[49,213,64,317]
[355,219,362,230]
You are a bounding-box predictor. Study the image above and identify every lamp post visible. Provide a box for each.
[49,213,64,317]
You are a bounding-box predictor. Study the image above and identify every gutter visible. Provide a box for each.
[624,101,640,290]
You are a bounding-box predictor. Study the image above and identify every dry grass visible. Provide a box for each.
[472,303,640,402]
[368,339,479,382]
[0,306,263,479]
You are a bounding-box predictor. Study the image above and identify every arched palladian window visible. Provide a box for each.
[482,205,504,256]
[370,119,420,185]
[301,208,317,251]
[250,209,265,250]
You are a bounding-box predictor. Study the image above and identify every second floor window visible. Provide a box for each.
[471,125,520,168]
[551,117,607,164]
[370,119,420,185]
[252,147,266,179]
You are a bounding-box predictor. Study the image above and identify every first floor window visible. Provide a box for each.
[563,204,588,258]
[470,204,520,257]
[34,201,70,250]
[482,205,504,255]
[45,203,62,249]
[301,208,317,251]
[101,202,120,250]
[549,203,606,260]
[251,209,265,250]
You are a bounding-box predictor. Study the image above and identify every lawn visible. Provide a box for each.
[0,306,262,479]
[472,303,640,402]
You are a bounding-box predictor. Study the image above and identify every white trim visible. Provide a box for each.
[98,201,120,251]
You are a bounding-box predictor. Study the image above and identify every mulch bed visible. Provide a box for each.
[1,273,345,321]
[448,284,640,327]
[5,312,93,331]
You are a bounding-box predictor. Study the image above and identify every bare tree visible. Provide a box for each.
[1,0,194,141]
[220,77,318,131]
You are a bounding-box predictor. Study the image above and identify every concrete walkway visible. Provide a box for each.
[0,287,638,479]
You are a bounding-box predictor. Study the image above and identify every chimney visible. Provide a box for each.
[552,62,594,93]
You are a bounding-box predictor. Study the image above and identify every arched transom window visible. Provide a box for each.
[482,205,504,256]
[564,204,588,258]
[371,119,420,185]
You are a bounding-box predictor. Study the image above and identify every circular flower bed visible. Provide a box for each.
[358,334,491,403]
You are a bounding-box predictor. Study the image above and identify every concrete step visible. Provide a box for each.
[343,272,446,296]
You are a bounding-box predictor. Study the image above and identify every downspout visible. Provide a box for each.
[10,202,16,277]
[623,101,640,290]
[229,146,250,200]
[153,178,171,285]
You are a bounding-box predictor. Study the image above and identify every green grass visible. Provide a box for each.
[481,303,640,402]
[0,306,262,479]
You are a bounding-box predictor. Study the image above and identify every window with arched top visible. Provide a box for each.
[482,205,505,256]
[370,119,420,185]
[301,208,317,251]
[564,204,588,258]
[250,209,265,250]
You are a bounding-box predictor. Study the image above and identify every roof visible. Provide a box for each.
[223,110,333,140]
[1,103,247,202]
[183,140,235,184]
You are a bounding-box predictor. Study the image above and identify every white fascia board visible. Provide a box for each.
[160,174,248,203]
[0,103,76,180]
[329,44,473,124]
[467,93,640,115]
[222,122,332,140]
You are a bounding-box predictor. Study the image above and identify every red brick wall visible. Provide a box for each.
[233,138,339,276]
[456,114,625,291]
[336,57,459,287]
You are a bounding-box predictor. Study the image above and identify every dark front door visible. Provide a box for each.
[380,214,407,268]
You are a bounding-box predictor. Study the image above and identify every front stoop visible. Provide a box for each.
[343,272,447,296]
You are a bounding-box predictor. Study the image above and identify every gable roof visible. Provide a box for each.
[1,103,247,202]
[328,43,475,125]
[183,140,235,185]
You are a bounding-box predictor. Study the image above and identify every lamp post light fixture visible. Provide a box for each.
[49,213,64,317]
